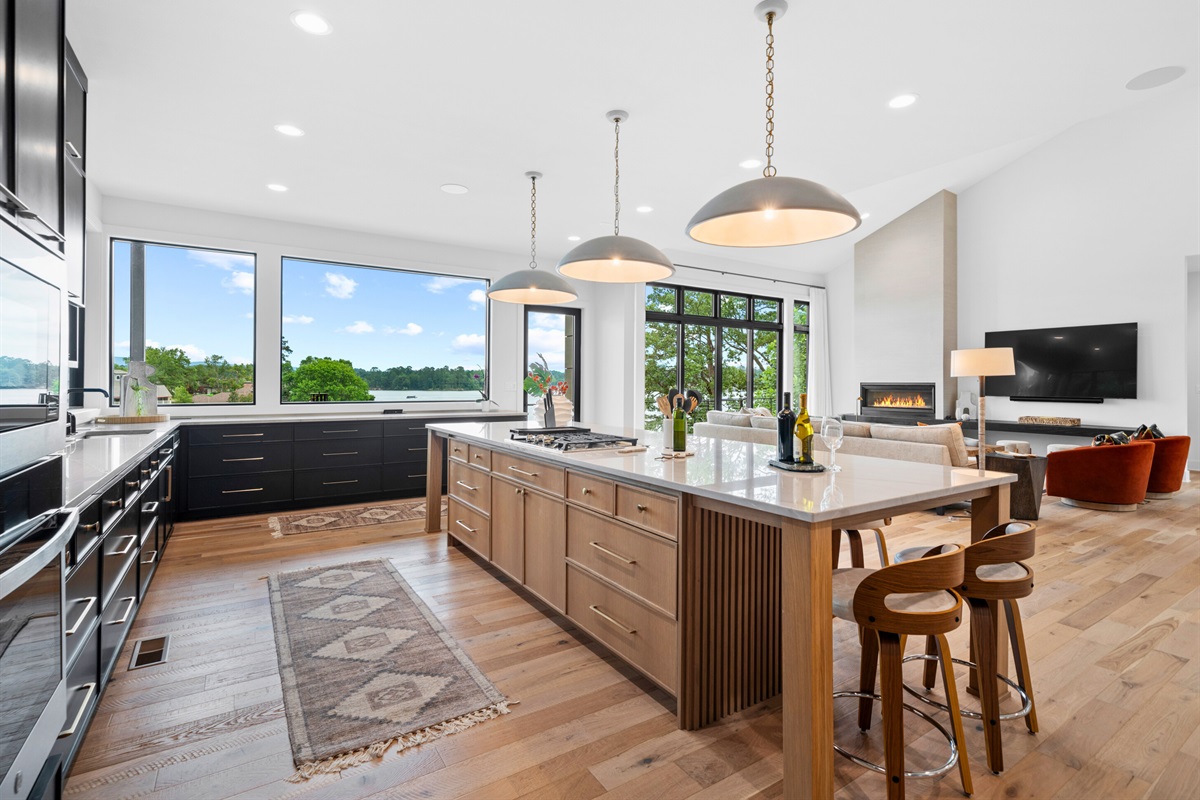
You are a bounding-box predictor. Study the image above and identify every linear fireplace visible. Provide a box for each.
[858,383,937,421]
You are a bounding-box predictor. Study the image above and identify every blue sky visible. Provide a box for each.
[112,245,489,372]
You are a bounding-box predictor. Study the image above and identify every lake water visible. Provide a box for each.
[368,389,483,402]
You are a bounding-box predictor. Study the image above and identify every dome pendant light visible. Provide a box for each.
[687,1,860,247]
[557,111,675,283]
[488,172,578,305]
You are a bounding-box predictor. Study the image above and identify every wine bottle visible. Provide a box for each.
[672,396,687,452]
[793,392,815,464]
[777,392,796,462]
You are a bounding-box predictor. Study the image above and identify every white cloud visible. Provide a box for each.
[342,320,375,334]
[528,312,565,331]
[324,272,358,299]
[222,270,255,295]
[243,312,254,320]
[114,340,130,349]
[283,314,314,325]
[384,322,423,336]
[468,289,487,304]
[451,333,487,354]
[527,327,567,369]
[190,251,254,271]
[424,276,471,294]
[168,344,207,361]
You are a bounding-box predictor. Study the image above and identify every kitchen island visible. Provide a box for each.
[425,420,1017,800]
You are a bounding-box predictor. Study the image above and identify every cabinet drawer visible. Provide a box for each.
[71,495,103,567]
[295,438,382,469]
[616,485,678,541]
[384,419,435,437]
[381,463,435,494]
[447,439,469,463]
[294,465,381,500]
[294,421,382,441]
[566,471,615,516]
[188,441,293,477]
[100,562,139,679]
[449,460,490,510]
[188,472,293,510]
[100,481,125,531]
[448,497,490,560]
[189,423,293,445]
[384,436,432,463]
[566,506,677,615]
[64,544,101,666]
[120,468,142,508]
[101,510,140,607]
[493,452,564,496]
[567,564,677,693]
[56,623,101,762]
[138,530,160,600]
[467,444,491,471]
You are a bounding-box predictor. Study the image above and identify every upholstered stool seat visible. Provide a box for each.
[1046,440,1154,511]
[1145,435,1191,497]
[831,568,959,620]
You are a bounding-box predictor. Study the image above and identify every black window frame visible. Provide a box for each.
[522,305,582,417]
[792,300,811,400]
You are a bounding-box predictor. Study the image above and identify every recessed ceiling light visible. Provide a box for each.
[567,235,581,242]
[739,159,762,169]
[273,124,305,137]
[636,206,653,213]
[441,183,469,195]
[290,11,331,35]
[267,183,289,192]
[888,93,919,109]
[1126,65,1186,91]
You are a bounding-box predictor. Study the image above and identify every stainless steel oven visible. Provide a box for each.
[0,456,76,799]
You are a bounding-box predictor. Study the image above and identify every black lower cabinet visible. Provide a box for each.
[294,465,382,500]
[99,561,138,681]
[187,471,292,511]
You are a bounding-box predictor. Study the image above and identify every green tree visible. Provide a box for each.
[289,357,374,401]
[143,346,191,395]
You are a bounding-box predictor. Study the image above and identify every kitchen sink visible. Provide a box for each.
[76,429,156,438]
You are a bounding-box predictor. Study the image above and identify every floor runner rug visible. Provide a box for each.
[268,558,510,780]
[268,498,446,538]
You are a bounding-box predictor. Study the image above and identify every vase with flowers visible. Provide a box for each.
[524,354,571,426]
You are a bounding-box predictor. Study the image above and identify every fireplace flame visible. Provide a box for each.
[871,393,928,408]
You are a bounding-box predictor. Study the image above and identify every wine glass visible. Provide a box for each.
[821,417,844,472]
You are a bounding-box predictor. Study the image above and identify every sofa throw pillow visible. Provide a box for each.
[706,411,753,427]
[870,423,971,468]
[841,420,872,438]
[749,416,777,430]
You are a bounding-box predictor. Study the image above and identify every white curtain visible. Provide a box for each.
[808,287,833,417]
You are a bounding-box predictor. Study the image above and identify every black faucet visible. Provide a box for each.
[65,387,111,398]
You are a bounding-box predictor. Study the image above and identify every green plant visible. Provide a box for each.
[523,353,567,397]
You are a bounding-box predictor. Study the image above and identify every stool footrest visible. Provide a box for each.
[901,654,1033,722]
[832,690,960,779]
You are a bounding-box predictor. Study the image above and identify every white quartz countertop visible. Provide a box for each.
[57,410,523,507]
[428,421,1018,524]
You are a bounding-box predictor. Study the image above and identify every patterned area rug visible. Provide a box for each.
[268,559,510,780]
[268,498,446,538]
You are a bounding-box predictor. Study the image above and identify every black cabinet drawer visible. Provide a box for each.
[381,464,436,494]
[189,424,293,446]
[71,495,103,568]
[384,419,435,437]
[189,441,293,477]
[54,622,101,766]
[294,421,382,441]
[138,530,159,600]
[100,481,125,530]
[100,562,138,679]
[64,543,100,666]
[101,508,140,607]
[294,466,381,500]
[295,438,382,469]
[383,437,432,463]
[188,472,293,510]
[121,467,141,508]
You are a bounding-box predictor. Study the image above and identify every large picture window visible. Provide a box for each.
[643,284,789,429]
[280,258,489,403]
[111,240,256,405]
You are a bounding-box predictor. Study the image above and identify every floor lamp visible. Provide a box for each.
[951,347,1016,474]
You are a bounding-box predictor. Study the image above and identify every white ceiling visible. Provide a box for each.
[66,1,1198,276]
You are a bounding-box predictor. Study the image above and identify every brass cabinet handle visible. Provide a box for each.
[474,453,485,460]
[455,519,477,534]
[149,459,159,467]
[581,487,592,495]
[455,480,478,492]
[79,522,100,532]
[223,432,264,438]
[515,487,524,495]
[322,479,359,486]
[589,605,636,635]
[65,596,97,636]
[636,504,647,512]
[508,466,538,477]
[125,480,139,488]
[108,535,137,556]
[104,498,122,509]
[58,683,97,739]
[222,487,263,494]
[589,541,637,565]
[110,596,136,625]
[222,456,264,462]
[141,550,158,566]
[164,465,174,502]
[323,451,359,457]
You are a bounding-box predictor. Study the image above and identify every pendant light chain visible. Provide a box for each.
[763,12,777,178]
[613,116,621,236]
[529,175,538,269]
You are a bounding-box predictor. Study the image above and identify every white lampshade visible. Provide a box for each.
[950,347,1015,378]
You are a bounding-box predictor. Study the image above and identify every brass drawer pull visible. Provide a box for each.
[104,498,123,509]
[164,465,174,501]
[222,456,264,462]
[58,683,97,739]
[108,535,137,556]
[515,487,524,495]
[223,432,264,437]
[589,605,636,635]
[589,541,636,565]
[65,596,97,636]
[221,487,263,494]
[322,479,359,486]
[508,466,538,477]
[581,487,591,495]
[79,522,100,532]
[125,480,139,488]
[455,519,478,534]
[635,504,647,512]
[141,550,158,566]
[150,459,159,467]
[110,596,136,625]
[455,480,478,492]
[474,453,485,460]
[323,451,359,457]
[141,469,151,476]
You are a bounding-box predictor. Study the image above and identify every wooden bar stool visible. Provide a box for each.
[832,517,891,568]
[895,522,1039,774]
[832,544,974,799]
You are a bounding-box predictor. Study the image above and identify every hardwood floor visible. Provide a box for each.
[65,478,1199,799]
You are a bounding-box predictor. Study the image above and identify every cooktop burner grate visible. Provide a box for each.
[510,427,637,451]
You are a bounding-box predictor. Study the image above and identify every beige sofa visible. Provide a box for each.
[693,411,973,467]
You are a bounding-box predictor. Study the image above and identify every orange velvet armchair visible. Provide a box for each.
[1144,436,1191,496]
[1045,440,1155,511]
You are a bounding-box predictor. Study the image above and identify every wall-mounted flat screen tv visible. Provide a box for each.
[984,322,1137,401]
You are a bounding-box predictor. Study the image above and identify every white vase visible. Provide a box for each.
[550,394,574,424]
[530,403,546,426]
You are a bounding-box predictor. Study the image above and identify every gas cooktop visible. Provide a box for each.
[509,426,637,452]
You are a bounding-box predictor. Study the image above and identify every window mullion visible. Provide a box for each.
[129,241,146,362]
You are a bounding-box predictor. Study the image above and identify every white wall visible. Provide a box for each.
[1187,259,1200,469]
[957,90,1200,435]
[825,258,856,414]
